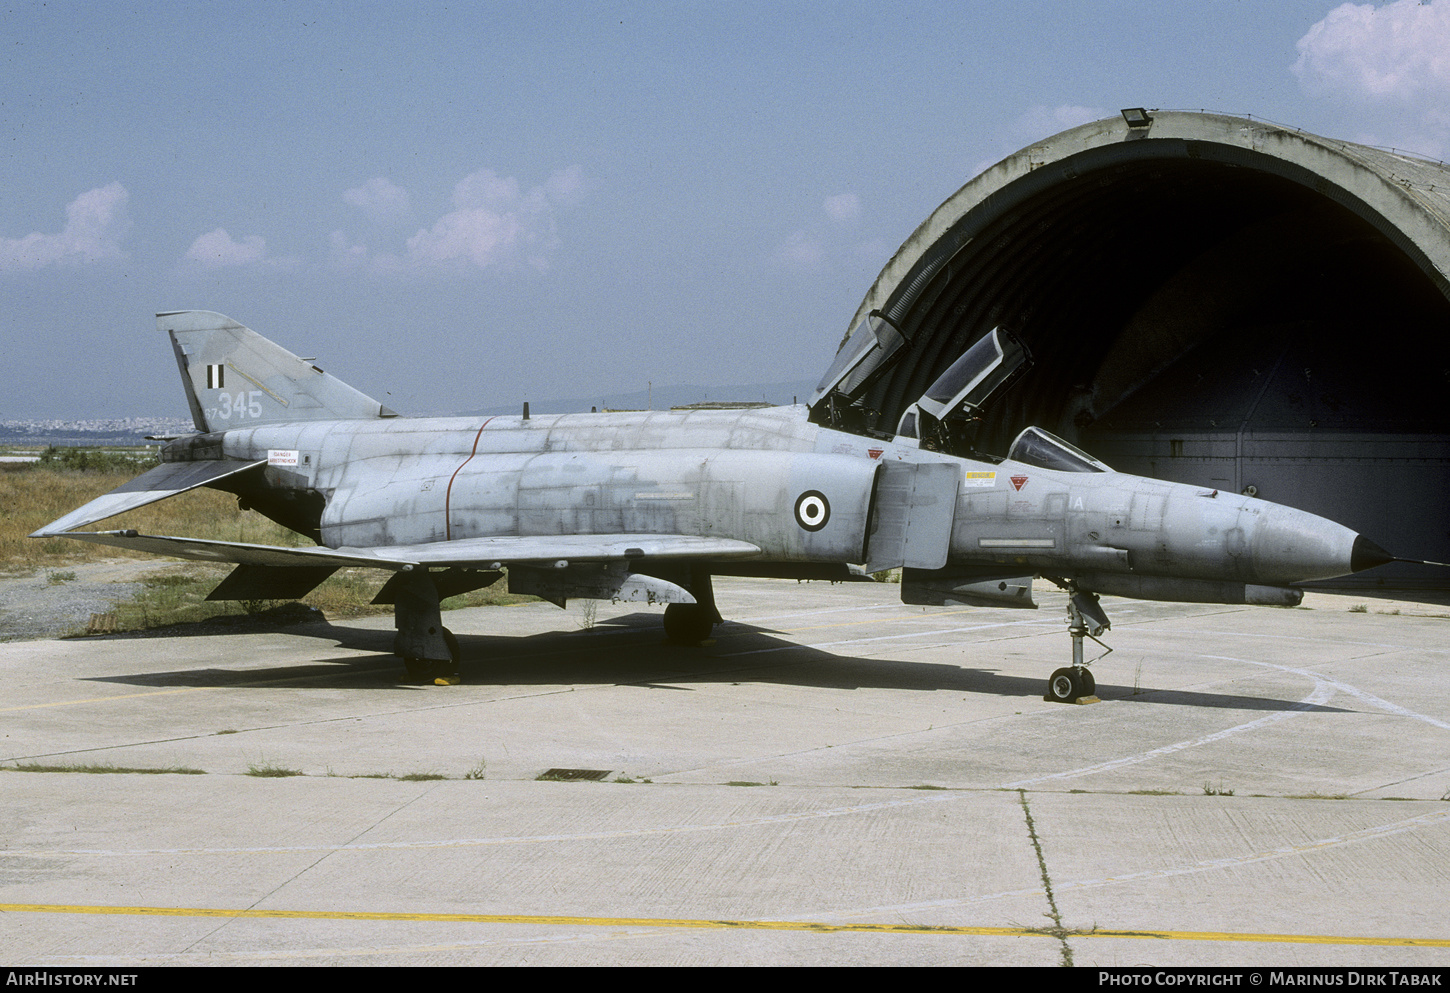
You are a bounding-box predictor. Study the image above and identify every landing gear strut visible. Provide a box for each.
[390,570,462,685]
[1043,583,1111,704]
[663,568,723,645]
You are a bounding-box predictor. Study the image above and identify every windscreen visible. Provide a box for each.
[1007,426,1111,473]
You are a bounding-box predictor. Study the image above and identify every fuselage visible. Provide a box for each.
[174,404,1365,592]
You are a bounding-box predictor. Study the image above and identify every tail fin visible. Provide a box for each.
[162,311,398,433]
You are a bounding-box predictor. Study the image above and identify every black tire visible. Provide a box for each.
[1074,666,1095,696]
[1047,667,1077,702]
[443,627,461,665]
[664,603,714,645]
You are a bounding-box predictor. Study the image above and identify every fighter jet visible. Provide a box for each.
[34,311,1398,697]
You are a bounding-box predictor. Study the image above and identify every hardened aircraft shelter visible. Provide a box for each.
[825,111,1450,587]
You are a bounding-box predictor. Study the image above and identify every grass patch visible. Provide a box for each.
[1287,792,1352,800]
[246,761,303,778]
[2,463,295,574]
[1202,782,1235,796]
[4,762,205,775]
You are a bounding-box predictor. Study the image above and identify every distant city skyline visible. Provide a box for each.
[4,1,1448,421]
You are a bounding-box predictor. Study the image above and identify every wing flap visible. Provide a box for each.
[30,460,265,536]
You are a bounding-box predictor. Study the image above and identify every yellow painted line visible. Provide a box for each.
[0,686,216,713]
[1,903,1446,946]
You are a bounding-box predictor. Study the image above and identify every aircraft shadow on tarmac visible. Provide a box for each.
[80,610,1351,714]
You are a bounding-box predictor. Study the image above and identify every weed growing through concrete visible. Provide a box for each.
[4,762,204,775]
[1203,781,1235,796]
[465,759,487,780]
[247,760,303,778]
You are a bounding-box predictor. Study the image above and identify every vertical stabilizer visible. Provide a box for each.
[162,311,398,433]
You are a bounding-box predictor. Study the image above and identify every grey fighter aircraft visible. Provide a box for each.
[34,311,1398,697]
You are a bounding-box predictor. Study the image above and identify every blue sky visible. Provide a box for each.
[4,0,1448,420]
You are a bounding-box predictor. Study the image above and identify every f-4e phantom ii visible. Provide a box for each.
[35,310,1402,697]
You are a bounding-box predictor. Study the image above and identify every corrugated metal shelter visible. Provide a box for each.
[823,111,1450,589]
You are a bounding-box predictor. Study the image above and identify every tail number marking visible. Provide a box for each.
[210,390,264,421]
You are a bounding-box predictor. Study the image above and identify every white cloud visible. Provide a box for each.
[1011,104,1107,143]
[771,196,886,275]
[0,183,130,271]
[969,104,1110,178]
[1293,0,1450,101]
[328,229,369,266]
[184,228,267,267]
[773,230,826,272]
[823,193,860,223]
[401,166,586,273]
[343,177,412,225]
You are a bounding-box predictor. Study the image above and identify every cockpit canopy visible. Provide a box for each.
[890,327,1031,454]
[915,327,1030,422]
[1007,425,1111,473]
[810,311,913,407]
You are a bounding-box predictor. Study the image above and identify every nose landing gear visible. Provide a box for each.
[1044,584,1110,704]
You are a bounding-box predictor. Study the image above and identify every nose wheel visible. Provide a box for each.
[1047,665,1096,703]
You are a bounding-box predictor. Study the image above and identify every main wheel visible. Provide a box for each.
[663,603,714,645]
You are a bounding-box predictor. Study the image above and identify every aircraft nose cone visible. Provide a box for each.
[1350,535,1394,573]
[1250,503,1365,585]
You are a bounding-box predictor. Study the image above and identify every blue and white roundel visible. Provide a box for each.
[794,490,830,532]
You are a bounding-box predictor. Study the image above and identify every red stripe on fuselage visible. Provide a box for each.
[445,418,495,541]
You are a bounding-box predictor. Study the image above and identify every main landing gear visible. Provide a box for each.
[388,570,462,685]
[1044,583,1111,704]
[663,568,723,646]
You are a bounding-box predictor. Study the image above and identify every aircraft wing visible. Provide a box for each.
[54,530,763,570]
[30,460,266,536]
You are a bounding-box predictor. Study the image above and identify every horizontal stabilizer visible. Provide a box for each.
[54,531,413,569]
[30,460,265,536]
[48,530,763,570]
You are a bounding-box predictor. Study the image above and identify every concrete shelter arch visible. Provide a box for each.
[831,111,1450,587]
